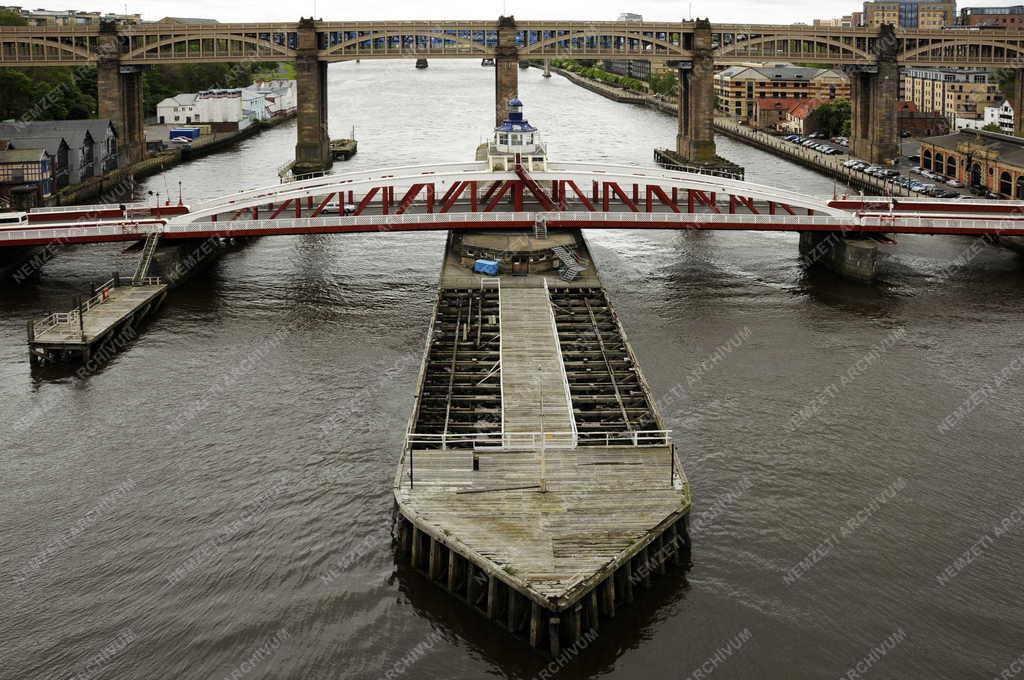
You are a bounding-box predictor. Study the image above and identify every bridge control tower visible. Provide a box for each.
[487,98,548,172]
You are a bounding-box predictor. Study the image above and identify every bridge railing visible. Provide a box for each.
[406,430,672,451]
[403,430,674,485]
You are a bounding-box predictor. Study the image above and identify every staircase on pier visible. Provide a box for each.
[132,232,161,284]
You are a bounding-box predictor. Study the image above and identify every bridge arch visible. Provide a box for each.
[715,35,874,62]
[124,33,295,61]
[520,30,685,56]
[320,30,491,57]
[0,36,95,62]
[899,39,1024,64]
[173,161,848,226]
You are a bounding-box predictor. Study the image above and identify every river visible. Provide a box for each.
[2,59,1023,680]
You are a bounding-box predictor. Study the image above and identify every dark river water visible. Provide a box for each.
[3,60,1024,680]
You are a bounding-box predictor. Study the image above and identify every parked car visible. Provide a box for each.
[946,179,964,187]
[936,189,960,198]
[910,167,923,175]
[809,132,825,139]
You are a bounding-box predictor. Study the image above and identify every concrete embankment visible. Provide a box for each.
[711,119,925,197]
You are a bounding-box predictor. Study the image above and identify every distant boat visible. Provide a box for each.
[415,58,428,69]
[481,58,495,67]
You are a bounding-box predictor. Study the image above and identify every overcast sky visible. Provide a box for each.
[67,0,1019,25]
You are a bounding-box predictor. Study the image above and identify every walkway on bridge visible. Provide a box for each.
[499,285,575,436]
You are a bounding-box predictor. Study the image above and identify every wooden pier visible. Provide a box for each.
[27,275,167,365]
[393,230,691,655]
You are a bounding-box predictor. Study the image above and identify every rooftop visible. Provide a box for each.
[923,129,1024,167]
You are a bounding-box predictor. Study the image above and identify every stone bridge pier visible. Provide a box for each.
[495,15,519,126]
[671,19,717,164]
[294,18,332,175]
[846,24,900,165]
[97,21,146,166]
[1012,74,1024,137]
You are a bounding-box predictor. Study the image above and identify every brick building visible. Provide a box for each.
[902,68,1001,124]
[920,129,1024,196]
[716,64,848,122]
[863,0,956,28]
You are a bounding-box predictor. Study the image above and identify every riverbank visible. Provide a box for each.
[47,113,296,207]
[546,66,920,197]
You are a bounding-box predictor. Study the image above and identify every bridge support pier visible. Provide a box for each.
[672,19,716,164]
[799,232,884,282]
[543,58,551,78]
[97,22,146,166]
[495,16,519,126]
[1012,74,1024,137]
[294,18,332,176]
[847,25,900,165]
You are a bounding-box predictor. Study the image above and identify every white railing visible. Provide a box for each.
[481,276,504,429]
[31,276,163,338]
[9,208,1024,246]
[405,429,671,451]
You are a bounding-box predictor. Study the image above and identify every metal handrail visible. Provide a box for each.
[406,429,672,450]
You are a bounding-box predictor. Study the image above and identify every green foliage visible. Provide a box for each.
[0,67,97,120]
[993,68,1016,101]
[812,98,852,138]
[549,59,649,93]
[0,8,27,25]
[649,71,678,96]
[982,122,1003,133]
[0,43,291,123]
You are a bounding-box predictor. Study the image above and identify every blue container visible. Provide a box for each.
[169,127,200,140]
[473,259,499,276]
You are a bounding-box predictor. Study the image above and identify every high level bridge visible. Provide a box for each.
[4,17,1024,170]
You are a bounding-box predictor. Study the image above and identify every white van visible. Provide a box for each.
[0,211,28,228]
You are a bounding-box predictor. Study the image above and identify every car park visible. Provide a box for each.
[936,189,960,198]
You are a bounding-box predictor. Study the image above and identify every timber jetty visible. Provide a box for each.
[393,229,692,654]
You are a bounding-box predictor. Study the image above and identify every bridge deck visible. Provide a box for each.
[498,287,574,435]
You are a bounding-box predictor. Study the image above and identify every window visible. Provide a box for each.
[1000,171,1012,196]
[935,153,945,174]
[946,157,956,176]
[923,149,932,169]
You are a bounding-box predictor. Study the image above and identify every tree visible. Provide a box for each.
[812,98,852,138]
[649,71,677,96]
[0,8,27,25]
[982,122,1003,133]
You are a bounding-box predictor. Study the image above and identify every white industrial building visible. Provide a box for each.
[155,80,297,132]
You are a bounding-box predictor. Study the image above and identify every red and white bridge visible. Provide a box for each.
[5,163,1024,247]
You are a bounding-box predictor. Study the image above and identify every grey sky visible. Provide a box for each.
[70,0,1018,25]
